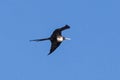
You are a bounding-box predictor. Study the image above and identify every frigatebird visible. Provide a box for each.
[30,25,70,55]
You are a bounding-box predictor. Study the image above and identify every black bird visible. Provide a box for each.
[30,25,70,55]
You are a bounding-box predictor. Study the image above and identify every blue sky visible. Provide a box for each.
[0,0,120,80]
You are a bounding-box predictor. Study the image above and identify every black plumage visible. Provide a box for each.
[30,25,70,55]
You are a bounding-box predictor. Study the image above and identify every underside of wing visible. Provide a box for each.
[48,42,62,55]
[59,25,70,31]
[51,25,70,37]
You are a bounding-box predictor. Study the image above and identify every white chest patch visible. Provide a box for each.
[57,37,63,42]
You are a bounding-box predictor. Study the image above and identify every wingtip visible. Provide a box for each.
[48,53,51,55]
[65,24,70,28]
[47,51,51,55]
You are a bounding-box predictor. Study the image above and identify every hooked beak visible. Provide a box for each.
[65,37,71,40]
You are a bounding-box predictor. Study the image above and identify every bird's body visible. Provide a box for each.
[30,25,70,55]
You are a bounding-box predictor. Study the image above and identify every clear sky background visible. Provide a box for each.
[0,0,120,80]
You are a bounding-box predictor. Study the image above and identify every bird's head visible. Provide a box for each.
[64,37,71,40]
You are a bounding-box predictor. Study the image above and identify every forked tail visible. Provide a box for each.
[30,38,50,42]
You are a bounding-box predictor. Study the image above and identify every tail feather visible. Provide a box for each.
[30,38,50,42]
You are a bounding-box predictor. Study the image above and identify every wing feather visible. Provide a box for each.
[48,42,62,55]
[51,25,70,37]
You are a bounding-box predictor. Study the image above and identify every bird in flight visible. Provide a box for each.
[30,25,70,55]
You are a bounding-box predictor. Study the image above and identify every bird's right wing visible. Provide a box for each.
[51,25,70,36]
[59,25,70,31]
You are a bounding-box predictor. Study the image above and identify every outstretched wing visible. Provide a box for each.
[51,25,70,37]
[48,42,62,55]
[58,25,70,31]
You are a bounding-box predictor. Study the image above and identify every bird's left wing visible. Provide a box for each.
[48,42,62,55]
